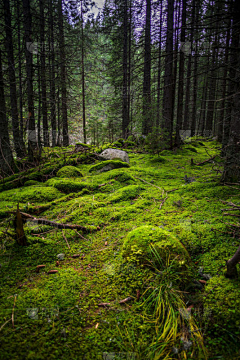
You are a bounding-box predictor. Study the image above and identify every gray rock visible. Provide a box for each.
[57,253,65,260]
[100,149,130,164]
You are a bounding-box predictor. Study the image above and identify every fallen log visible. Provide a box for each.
[9,211,91,233]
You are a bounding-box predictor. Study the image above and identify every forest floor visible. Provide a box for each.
[0,139,240,360]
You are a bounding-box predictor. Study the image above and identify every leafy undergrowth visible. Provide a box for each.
[0,139,240,360]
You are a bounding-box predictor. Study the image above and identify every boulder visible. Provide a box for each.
[100,149,130,164]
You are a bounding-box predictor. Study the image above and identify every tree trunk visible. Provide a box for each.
[4,0,25,158]
[122,0,129,139]
[0,49,14,177]
[175,0,186,146]
[163,0,174,148]
[49,0,57,147]
[40,0,49,147]
[190,0,200,137]
[58,0,69,146]
[81,2,86,144]
[226,245,240,278]
[17,0,25,151]
[23,0,38,161]
[183,0,195,131]
[222,0,240,183]
[142,0,151,136]
[156,0,163,129]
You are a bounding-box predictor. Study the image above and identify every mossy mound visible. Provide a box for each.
[203,275,240,355]
[203,275,240,327]
[110,185,142,203]
[0,185,62,203]
[56,166,83,178]
[122,225,190,269]
[105,169,136,184]
[24,180,44,186]
[89,160,129,173]
[45,178,95,194]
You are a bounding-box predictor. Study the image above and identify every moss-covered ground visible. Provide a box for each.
[0,140,239,359]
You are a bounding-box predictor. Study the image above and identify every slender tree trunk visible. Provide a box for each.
[183,0,195,131]
[58,0,69,146]
[0,50,14,177]
[175,0,187,146]
[122,0,128,139]
[22,0,37,160]
[205,34,218,136]
[37,41,42,147]
[16,0,24,150]
[142,0,151,135]
[156,0,163,129]
[4,0,25,158]
[191,0,200,137]
[49,0,56,147]
[127,0,132,136]
[81,2,86,144]
[218,14,231,143]
[163,0,174,148]
[222,0,240,183]
[40,0,49,147]
[171,2,180,132]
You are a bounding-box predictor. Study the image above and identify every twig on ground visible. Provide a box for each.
[12,295,17,328]
[62,229,70,249]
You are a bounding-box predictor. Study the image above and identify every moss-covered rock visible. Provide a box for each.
[56,166,83,178]
[106,169,136,184]
[110,185,142,203]
[89,160,129,173]
[24,180,44,186]
[122,225,190,269]
[45,178,95,194]
[0,185,62,203]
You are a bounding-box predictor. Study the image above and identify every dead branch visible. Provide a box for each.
[9,211,93,233]
[159,195,168,210]
[62,229,70,249]
[223,213,240,217]
[195,155,217,166]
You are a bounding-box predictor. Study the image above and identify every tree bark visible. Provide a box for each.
[58,0,69,146]
[40,0,49,147]
[49,0,57,147]
[122,0,129,139]
[4,0,25,158]
[142,0,151,136]
[175,0,186,146]
[156,0,163,129]
[163,0,174,148]
[22,0,38,160]
[0,50,14,177]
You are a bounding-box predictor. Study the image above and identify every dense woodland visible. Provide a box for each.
[0,0,240,359]
[0,0,239,178]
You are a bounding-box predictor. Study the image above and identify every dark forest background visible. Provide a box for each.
[0,0,239,181]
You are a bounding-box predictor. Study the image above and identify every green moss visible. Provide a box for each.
[122,225,189,262]
[185,146,198,153]
[45,178,95,194]
[124,140,136,148]
[24,180,44,186]
[0,185,62,203]
[110,185,142,203]
[105,169,136,183]
[203,275,240,355]
[76,142,91,148]
[89,160,129,173]
[112,141,123,148]
[56,165,83,178]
